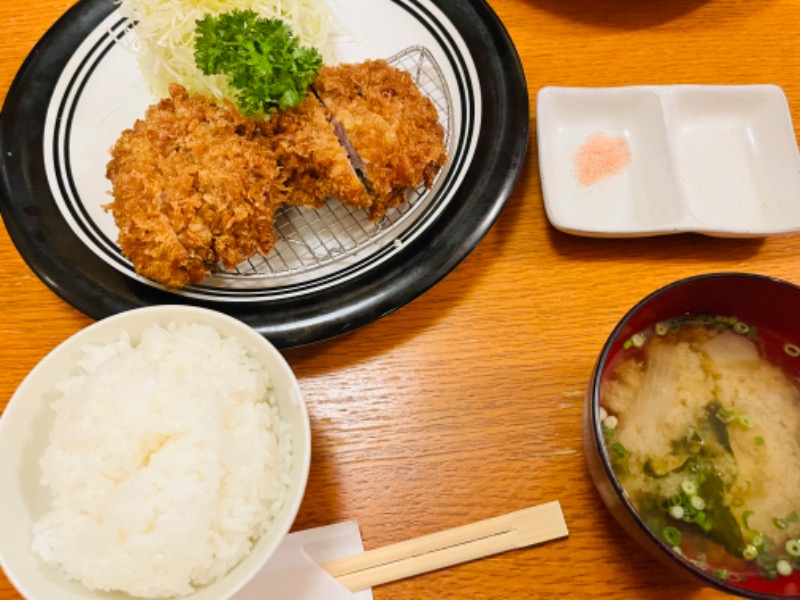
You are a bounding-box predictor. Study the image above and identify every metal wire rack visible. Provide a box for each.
[215,45,453,280]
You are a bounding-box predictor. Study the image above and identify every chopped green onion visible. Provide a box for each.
[714,569,729,580]
[690,496,706,511]
[786,539,800,557]
[598,406,608,422]
[681,480,698,495]
[752,533,765,547]
[669,505,685,520]
[623,339,633,350]
[743,510,754,530]
[602,425,614,438]
[786,510,799,523]
[603,415,618,430]
[631,333,646,348]
[672,545,683,556]
[655,322,668,336]
[662,526,682,546]
[695,472,707,485]
[716,407,736,423]
[610,442,626,458]
[743,544,759,560]
[774,517,789,530]
[667,494,684,507]
[755,436,765,446]
[699,515,714,533]
[733,321,750,335]
[737,415,754,428]
[732,497,744,507]
[777,559,793,577]
[784,343,800,358]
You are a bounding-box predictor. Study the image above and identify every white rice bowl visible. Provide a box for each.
[0,306,311,600]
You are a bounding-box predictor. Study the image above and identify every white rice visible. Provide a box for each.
[31,322,292,598]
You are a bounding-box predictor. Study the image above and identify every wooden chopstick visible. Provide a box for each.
[321,501,568,592]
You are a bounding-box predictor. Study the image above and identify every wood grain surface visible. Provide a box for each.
[2,0,799,598]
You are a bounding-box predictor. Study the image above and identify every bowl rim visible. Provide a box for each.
[589,271,800,600]
[0,304,312,600]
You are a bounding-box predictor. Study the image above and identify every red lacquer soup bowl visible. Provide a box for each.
[585,272,800,599]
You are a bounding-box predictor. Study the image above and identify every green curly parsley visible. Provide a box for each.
[194,9,323,116]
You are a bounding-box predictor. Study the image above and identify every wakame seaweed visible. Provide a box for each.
[697,470,745,557]
[706,402,733,454]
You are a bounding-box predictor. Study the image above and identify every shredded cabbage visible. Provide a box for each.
[118,0,333,101]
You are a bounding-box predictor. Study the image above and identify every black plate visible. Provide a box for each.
[0,0,528,347]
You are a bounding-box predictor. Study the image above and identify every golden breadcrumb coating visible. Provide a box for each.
[265,93,371,211]
[105,84,284,288]
[106,61,448,288]
[314,60,447,219]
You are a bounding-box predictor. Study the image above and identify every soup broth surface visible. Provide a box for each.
[602,315,800,583]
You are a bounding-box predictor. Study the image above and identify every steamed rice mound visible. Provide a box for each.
[31,323,292,598]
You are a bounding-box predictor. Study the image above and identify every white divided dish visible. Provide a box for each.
[536,85,800,237]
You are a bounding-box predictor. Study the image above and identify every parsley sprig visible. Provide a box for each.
[194,10,322,116]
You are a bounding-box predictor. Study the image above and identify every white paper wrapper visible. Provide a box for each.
[234,522,373,600]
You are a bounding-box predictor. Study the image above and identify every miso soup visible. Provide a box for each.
[601,315,800,584]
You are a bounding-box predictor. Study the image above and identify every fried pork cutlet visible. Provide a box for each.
[105,84,284,288]
[106,60,448,288]
[314,60,447,219]
[265,93,371,211]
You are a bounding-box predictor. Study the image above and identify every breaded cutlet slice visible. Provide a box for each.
[265,93,371,211]
[105,84,284,288]
[314,60,447,220]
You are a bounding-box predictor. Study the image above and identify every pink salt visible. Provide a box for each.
[574,132,631,187]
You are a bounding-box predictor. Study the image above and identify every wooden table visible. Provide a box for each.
[2,0,799,598]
